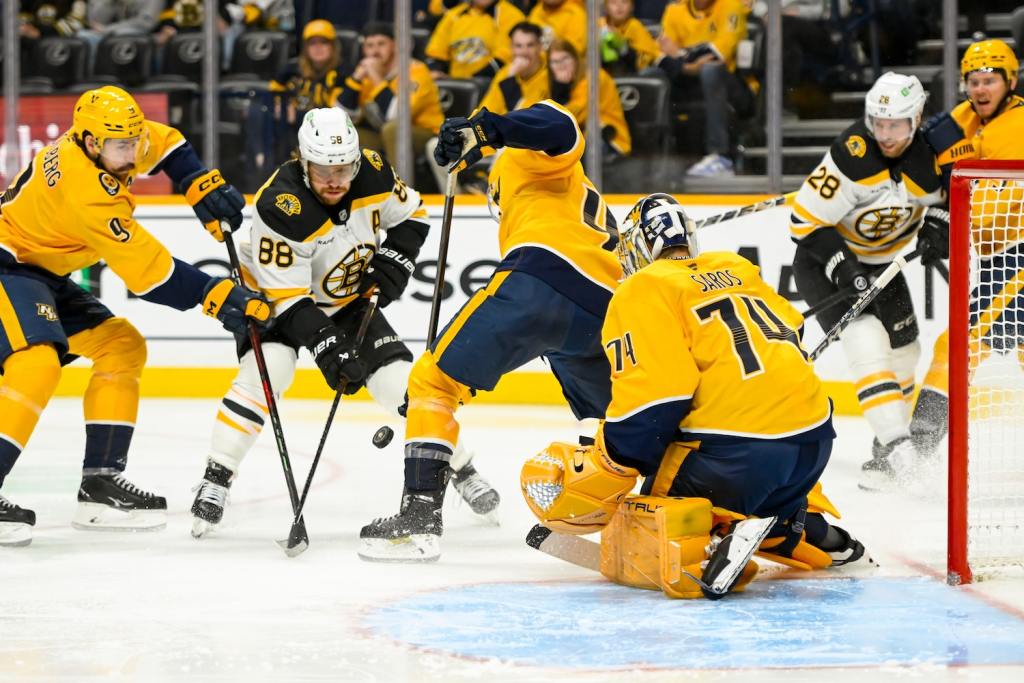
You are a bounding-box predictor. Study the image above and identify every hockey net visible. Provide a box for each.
[948,159,1024,584]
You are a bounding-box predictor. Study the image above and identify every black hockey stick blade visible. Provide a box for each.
[525,524,601,571]
[276,517,309,557]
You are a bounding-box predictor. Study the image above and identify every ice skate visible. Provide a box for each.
[0,494,35,547]
[699,516,777,600]
[190,461,233,539]
[358,488,445,563]
[450,462,500,524]
[73,473,167,531]
[859,437,920,492]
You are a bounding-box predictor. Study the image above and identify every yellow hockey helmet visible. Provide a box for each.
[961,39,1019,84]
[302,19,337,43]
[72,86,145,147]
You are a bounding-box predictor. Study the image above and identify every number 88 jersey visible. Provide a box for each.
[241,150,428,317]
[789,119,945,266]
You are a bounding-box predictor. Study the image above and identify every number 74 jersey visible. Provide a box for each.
[601,252,833,468]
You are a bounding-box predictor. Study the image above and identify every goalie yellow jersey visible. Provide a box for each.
[486,100,623,316]
[0,120,188,294]
[601,252,833,472]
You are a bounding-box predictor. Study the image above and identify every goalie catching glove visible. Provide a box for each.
[521,433,638,535]
[433,110,502,173]
[183,169,246,242]
[201,278,271,334]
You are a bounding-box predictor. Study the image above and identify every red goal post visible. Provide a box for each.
[948,159,1024,585]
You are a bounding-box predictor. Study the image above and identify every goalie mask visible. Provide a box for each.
[297,108,361,187]
[617,193,697,276]
[864,72,927,154]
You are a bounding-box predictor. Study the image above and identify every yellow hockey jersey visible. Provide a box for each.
[340,60,444,134]
[425,0,526,79]
[601,16,661,72]
[486,101,622,316]
[561,68,632,156]
[0,121,189,294]
[528,0,587,55]
[477,62,550,115]
[660,0,748,71]
[601,252,833,471]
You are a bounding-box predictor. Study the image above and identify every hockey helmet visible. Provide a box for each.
[302,19,337,43]
[617,193,697,276]
[297,108,361,183]
[863,72,927,141]
[72,86,145,148]
[961,39,1019,86]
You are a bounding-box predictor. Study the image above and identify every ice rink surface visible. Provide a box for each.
[2,398,1024,682]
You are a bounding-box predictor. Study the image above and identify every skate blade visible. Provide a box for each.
[72,503,166,531]
[357,535,440,563]
[191,518,216,539]
[705,516,777,597]
[0,522,33,547]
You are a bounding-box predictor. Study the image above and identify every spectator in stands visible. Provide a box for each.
[548,38,632,160]
[425,0,526,80]
[18,1,87,40]
[263,19,343,168]
[1013,6,1024,61]
[478,21,549,114]
[340,22,444,185]
[86,1,163,36]
[154,2,231,49]
[528,0,586,54]
[657,0,751,177]
[778,0,845,115]
[600,0,660,77]
[224,1,294,32]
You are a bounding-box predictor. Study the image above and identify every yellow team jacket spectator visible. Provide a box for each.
[426,0,526,79]
[478,21,549,115]
[548,39,632,156]
[340,23,444,181]
[660,0,748,72]
[528,0,587,55]
[601,0,660,74]
[269,20,344,124]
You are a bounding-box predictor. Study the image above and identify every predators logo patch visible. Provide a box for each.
[275,193,302,216]
[845,135,867,158]
[98,172,120,196]
[364,149,383,171]
[36,303,58,321]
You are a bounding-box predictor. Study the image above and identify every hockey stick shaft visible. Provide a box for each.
[809,247,921,361]
[286,290,379,537]
[693,192,795,231]
[221,230,306,527]
[801,251,925,319]
[426,170,457,346]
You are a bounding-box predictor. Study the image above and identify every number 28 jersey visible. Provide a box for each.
[241,150,428,316]
[601,252,833,472]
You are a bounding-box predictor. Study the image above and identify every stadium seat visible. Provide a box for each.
[156,33,206,84]
[434,79,480,119]
[615,76,669,155]
[412,28,430,61]
[89,36,154,88]
[336,28,362,66]
[27,37,88,91]
[225,31,289,82]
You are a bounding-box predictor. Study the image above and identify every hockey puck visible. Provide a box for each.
[372,425,395,449]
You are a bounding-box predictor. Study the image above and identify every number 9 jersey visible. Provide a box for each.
[601,252,834,474]
[241,149,428,317]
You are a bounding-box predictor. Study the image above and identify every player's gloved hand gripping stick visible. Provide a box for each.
[280,289,380,557]
[219,221,308,552]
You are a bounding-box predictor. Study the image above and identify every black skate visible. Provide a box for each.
[358,487,446,563]
[859,437,919,492]
[451,463,500,522]
[0,494,36,547]
[190,461,234,539]
[697,516,777,600]
[73,473,167,531]
[824,526,876,568]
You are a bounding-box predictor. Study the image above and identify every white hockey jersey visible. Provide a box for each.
[789,120,945,265]
[241,149,429,316]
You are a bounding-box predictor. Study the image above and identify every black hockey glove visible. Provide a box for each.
[183,169,246,242]
[916,207,950,266]
[824,249,869,294]
[433,109,502,172]
[308,326,366,391]
[359,246,415,307]
[201,278,271,334]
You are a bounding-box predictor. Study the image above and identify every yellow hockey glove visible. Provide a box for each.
[201,278,271,334]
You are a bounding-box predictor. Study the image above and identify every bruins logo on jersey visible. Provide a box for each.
[322,244,375,298]
[363,149,384,171]
[854,206,915,241]
[275,193,302,216]
[98,172,120,197]
[845,135,867,158]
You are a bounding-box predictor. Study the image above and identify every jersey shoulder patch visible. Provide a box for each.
[829,120,888,182]
[255,161,330,241]
[346,150,397,203]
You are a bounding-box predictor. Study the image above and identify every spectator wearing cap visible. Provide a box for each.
[527,0,586,55]
[425,0,526,80]
[339,22,444,185]
[600,0,659,76]
[477,21,549,114]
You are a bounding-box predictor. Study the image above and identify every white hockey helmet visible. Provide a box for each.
[864,71,927,140]
[297,107,361,179]
[617,193,697,276]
